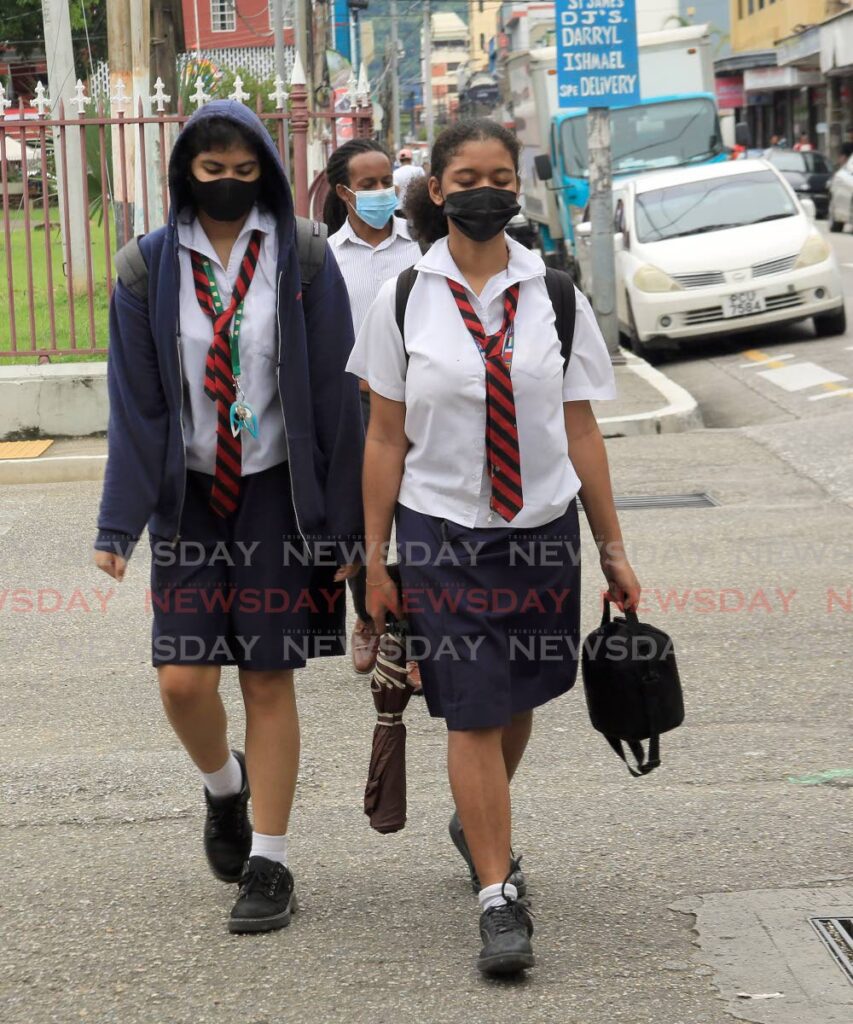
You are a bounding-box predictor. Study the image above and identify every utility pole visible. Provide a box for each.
[130,0,156,234]
[390,0,401,152]
[41,0,88,292]
[106,0,134,246]
[587,108,621,361]
[295,0,312,104]
[423,0,434,147]
[150,0,184,104]
[271,0,287,89]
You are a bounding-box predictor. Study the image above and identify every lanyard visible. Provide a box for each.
[199,256,246,379]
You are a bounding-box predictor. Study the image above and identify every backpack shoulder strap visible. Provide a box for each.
[295,216,329,288]
[544,267,577,372]
[114,236,149,302]
[394,266,419,344]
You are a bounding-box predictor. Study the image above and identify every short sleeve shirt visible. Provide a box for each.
[346,234,617,529]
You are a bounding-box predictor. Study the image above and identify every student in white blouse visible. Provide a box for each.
[324,139,422,675]
[347,120,641,976]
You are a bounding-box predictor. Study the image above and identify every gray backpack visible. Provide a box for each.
[114,216,329,301]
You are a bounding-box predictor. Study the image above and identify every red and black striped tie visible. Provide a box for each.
[447,278,523,521]
[190,230,262,518]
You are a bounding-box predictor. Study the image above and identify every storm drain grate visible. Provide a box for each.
[811,917,853,984]
[610,492,719,510]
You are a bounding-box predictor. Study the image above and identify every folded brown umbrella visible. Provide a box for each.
[364,626,417,834]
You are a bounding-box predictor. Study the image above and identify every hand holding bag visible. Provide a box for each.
[581,601,684,777]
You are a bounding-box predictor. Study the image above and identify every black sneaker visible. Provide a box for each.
[478,899,535,976]
[203,750,251,883]
[448,812,527,898]
[228,856,297,934]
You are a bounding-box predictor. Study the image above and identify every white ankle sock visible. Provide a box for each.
[201,752,243,798]
[250,832,288,867]
[479,881,518,914]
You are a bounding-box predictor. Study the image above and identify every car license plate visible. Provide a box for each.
[724,290,766,318]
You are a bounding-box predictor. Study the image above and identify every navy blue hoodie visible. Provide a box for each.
[95,101,363,562]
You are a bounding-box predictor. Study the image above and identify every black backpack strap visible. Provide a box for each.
[394,266,419,349]
[295,216,328,288]
[114,236,149,301]
[544,266,577,372]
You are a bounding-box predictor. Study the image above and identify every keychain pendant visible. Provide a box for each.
[229,400,259,439]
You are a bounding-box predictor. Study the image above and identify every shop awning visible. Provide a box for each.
[744,65,822,92]
[819,10,853,74]
[777,25,821,69]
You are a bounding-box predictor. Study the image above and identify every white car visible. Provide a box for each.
[829,153,853,232]
[576,159,846,360]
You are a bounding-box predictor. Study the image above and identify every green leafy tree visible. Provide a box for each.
[1,1,107,68]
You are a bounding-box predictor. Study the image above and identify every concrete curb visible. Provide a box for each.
[0,454,107,485]
[0,354,703,484]
[597,352,704,437]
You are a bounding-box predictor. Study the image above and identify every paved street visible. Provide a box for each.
[2,227,852,1022]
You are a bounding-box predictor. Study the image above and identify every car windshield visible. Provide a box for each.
[560,97,722,179]
[634,170,798,243]
[767,150,806,172]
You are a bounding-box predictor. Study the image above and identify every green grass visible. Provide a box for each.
[0,210,111,364]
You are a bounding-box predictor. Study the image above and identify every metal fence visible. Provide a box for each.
[0,72,373,362]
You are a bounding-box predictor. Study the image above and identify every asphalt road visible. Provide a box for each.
[2,235,852,1024]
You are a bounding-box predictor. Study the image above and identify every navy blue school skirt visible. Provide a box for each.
[149,462,346,669]
[395,501,581,731]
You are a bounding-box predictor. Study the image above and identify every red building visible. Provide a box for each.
[181,0,294,54]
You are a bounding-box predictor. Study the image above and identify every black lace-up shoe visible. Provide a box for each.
[228,856,297,934]
[478,899,535,975]
[449,812,527,898]
[203,750,251,883]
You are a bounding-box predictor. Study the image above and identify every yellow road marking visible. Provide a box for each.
[741,349,853,398]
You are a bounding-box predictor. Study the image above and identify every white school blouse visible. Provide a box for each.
[345,234,617,530]
[176,205,288,476]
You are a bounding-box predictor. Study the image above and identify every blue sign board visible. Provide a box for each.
[556,0,641,108]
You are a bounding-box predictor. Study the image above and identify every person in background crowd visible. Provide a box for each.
[323,139,422,675]
[94,101,363,935]
[393,148,426,207]
[794,133,813,152]
[348,119,641,976]
[769,133,781,148]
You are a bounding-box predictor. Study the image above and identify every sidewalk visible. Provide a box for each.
[0,354,701,484]
[2,424,850,1024]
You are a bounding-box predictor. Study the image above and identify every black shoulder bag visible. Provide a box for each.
[581,602,685,777]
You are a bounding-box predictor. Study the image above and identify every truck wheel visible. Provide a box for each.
[814,306,847,337]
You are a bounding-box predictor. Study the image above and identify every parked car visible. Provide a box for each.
[763,147,832,219]
[575,159,846,361]
[828,153,853,232]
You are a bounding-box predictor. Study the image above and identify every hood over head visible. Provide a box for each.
[168,100,294,242]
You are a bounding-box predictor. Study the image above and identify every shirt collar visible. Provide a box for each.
[415,233,545,304]
[177,204,273,268]
[330,214,414,251]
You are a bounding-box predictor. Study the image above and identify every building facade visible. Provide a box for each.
[725,0,836,153]
[424,11,470,121]
[468,0,500,72]
[730,0,827,55]
[180,0,295,79]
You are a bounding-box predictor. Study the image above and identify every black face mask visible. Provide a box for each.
[442,186,521,242]
[189,174,260,222]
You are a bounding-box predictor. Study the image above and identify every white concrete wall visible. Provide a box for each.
[0,363,108,439]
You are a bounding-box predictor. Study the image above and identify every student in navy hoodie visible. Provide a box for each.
[93,101,363,934]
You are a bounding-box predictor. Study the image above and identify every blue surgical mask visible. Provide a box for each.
[346,185,399,229]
